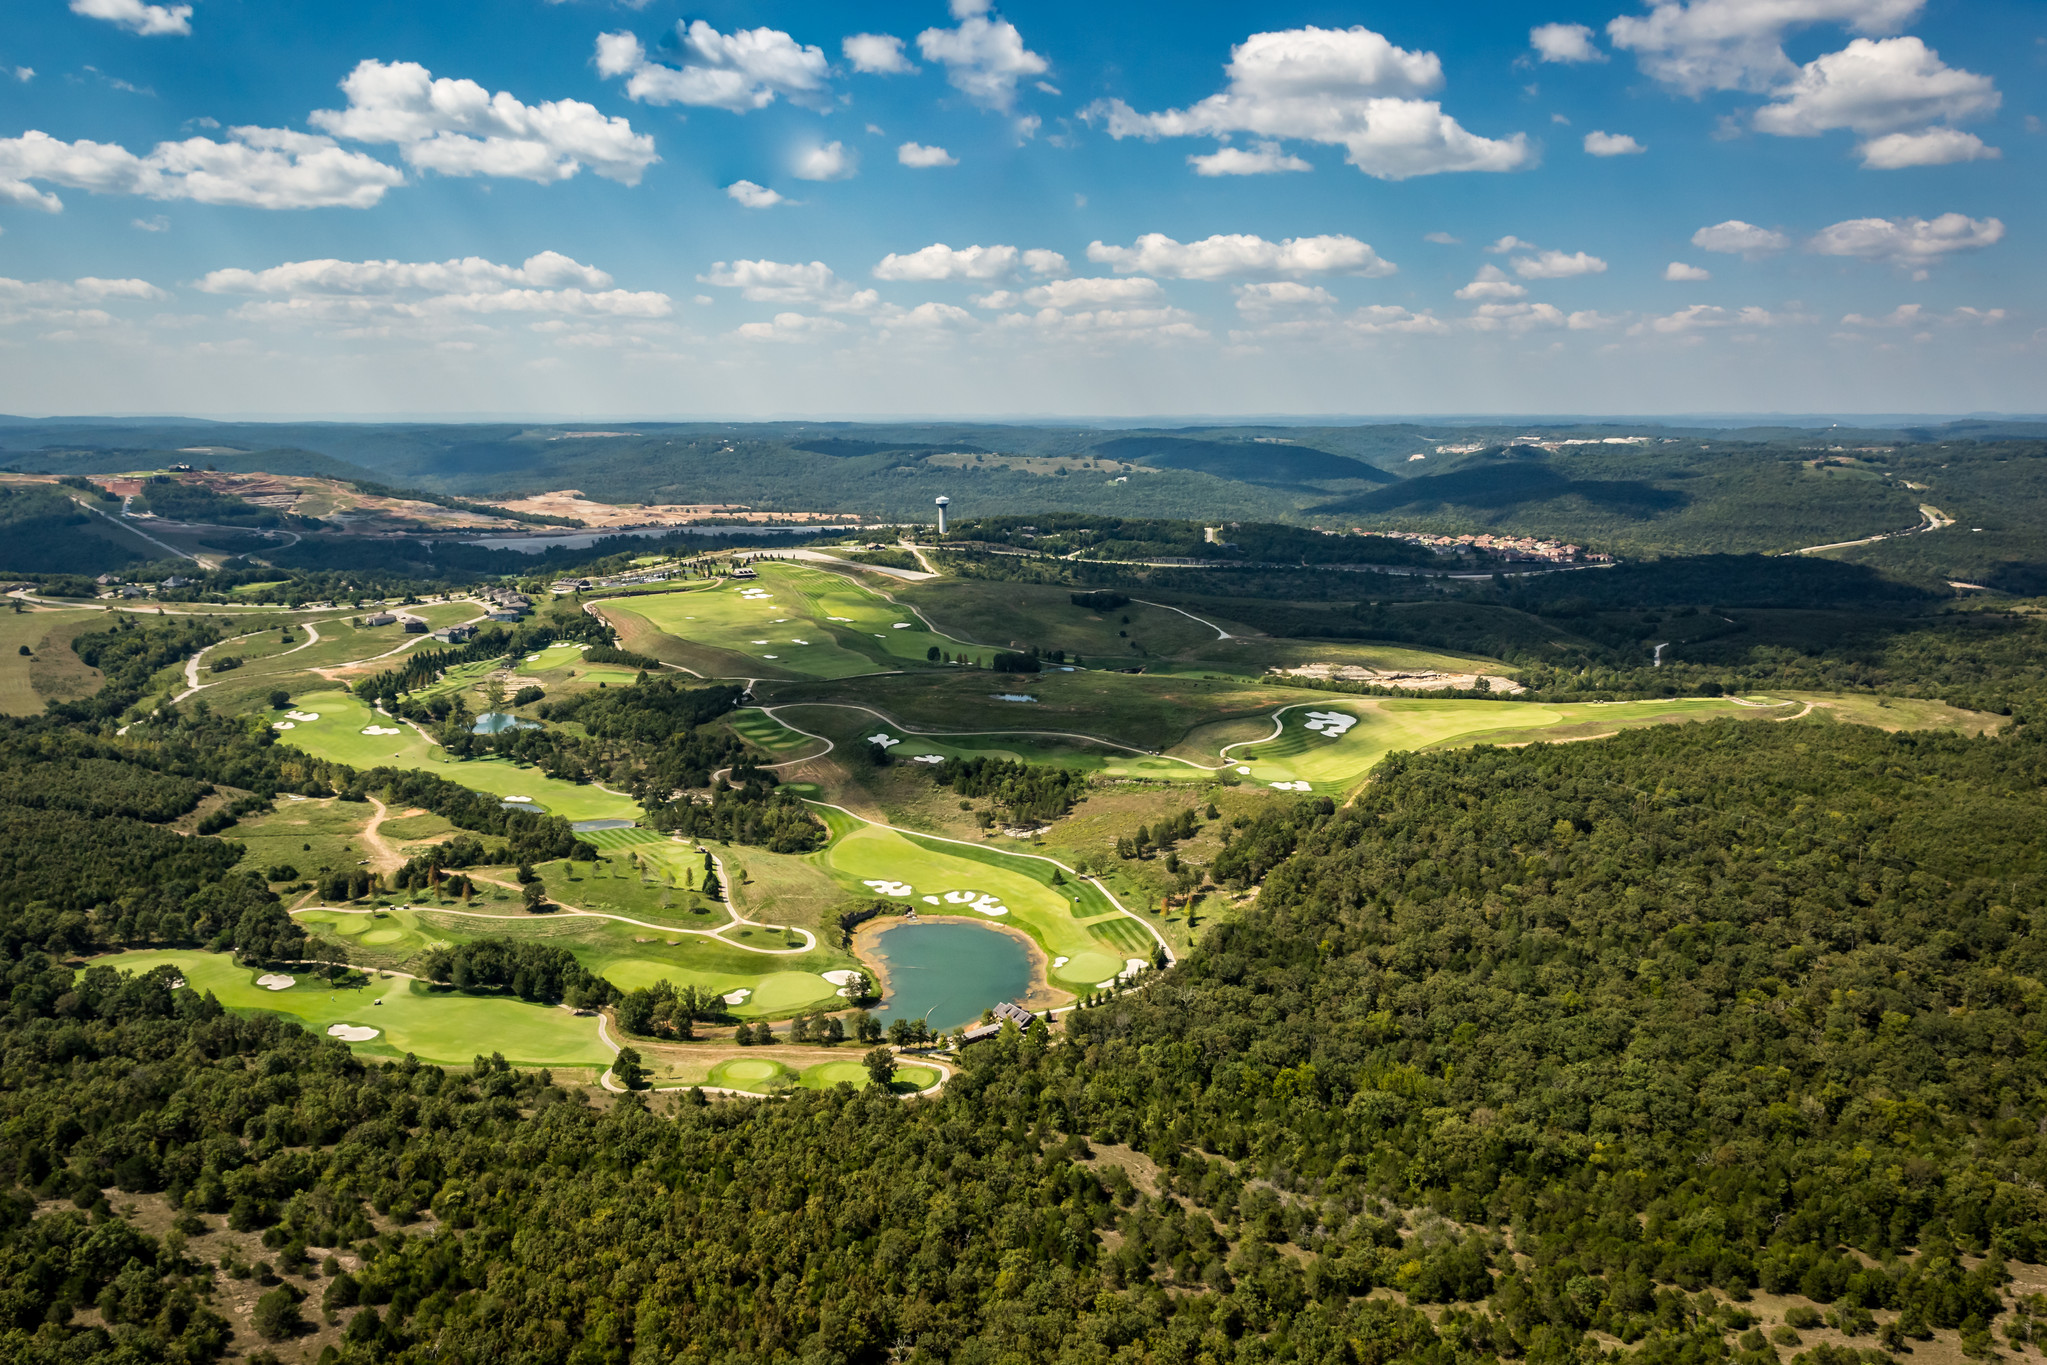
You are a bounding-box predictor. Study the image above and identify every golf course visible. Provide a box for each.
[66,548,2000,1081]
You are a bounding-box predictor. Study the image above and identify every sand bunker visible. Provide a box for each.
[941,890,1008,916]
[828,616,852,621]
[892,622,911,629]
[1269,780,1312,792]
[271,721,295,730]
[864,879,914,897]
[327,1024,379,1043]
[503,795,534,803]
[910,754,944,764]
[922,895,940,904]
[286,710,321,722]
[723,987,752,1005]
[1236,765,1251,775]
[820,969,862,986]
[360,725,401,736]
[1302,710,1358,738]
[867,733,900,748]
[1052,956,1068,968]
[256,973,295,991]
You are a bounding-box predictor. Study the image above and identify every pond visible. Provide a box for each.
[866,919,1034,1034]
[473,712,542,734]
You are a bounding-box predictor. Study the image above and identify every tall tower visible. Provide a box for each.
[934,495,950,535]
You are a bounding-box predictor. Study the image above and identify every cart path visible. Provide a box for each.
[1131,597,1236,640]
[759,701,1232,772]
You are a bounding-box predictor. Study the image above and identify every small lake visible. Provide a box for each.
[472,712,541,734]
[866,919,1033,1033]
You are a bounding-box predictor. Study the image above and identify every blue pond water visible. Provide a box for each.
[473,712,542,734]
[866,920,1033,1034]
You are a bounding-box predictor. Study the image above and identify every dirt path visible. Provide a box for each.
[358,795,404,872]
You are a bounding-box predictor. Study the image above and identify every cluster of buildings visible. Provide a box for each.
[94,573,193,599]
[1341,529,1613,564]
[549,570,671,595]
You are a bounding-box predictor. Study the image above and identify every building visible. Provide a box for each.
[434,624,478,644]
[364,612,397,626]
[485,610,520,623]
[960,1000,1039,1044]
[400,616,428,634]
[729,565,758,580]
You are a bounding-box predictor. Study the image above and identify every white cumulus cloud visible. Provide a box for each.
[726,180,786,208]
[1584,130,1645,155]
[0,127,403,212]
[699,259,877,312]
[71,0,190,37]
[873,243,1065,281]
[1691,220,1789,255]
[1232,281,1338,318]
[196,252,671,334]
[309,60,657,185]
[1087,232,1396,280]
[916,1,1049,112]
[1017,277,1162,309]
[1086,25,1529,180]
[1753,37,1998,138]
[1512,249,1608,279]
[794,141,857,181]
[1531,23,1605,63]
[1188,141,1312,176]
[735,312,849,342]
[1456,265,1527,301]
[844,33,916,75]
[1856,128,1998,168]
[597,22,831,112]
[1607,0,1925,96]
[898,141,958,168]
[1664,261,1713,280]
[1630,303,1804,335]
[1807,212,2004,268]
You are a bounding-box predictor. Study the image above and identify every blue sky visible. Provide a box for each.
[0,0,2038,418]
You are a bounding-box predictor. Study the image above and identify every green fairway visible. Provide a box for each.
[294,906,852,1016]
[898,579,1254,663]
[0,608,103,714]
[819,817,1156,994]
[1200,695,1829,792]
[90,948,612,1067]
[602,563,953,680]
[771,703,1206,782]
[270,689,641,821]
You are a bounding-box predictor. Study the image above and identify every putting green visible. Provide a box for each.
[707,1056,798,1092]
[89,948,612,1067]
[820,818,1155,995]
[269,690,640,822]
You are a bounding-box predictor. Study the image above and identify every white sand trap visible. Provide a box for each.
[360,726,401,736]
[504,795,534,803]
[1302,710,1358,738]
[723,987,752,1005]
[791,639,808,645]
[1123,958,1149,978]
[327,1024,379,1043]
[256,973,295,991]
[868,733,900,748]
[942,890,979,904]
[272,721,295,730]
[922,895,940,904]
[761,655,777,659]
[577,643,592,649]
[891,622,911,629]
[167,976,186,989]
[525,654,541,661]
[828,616,853,621]
[752,639,769,644]
[286,710,321,722]
[820,969,862,986]
[1236,765,1251,775]
[910,754,944,764]
[1052,957,1068,968]
[1097,979,1117,990]
[863,879,914,897]
[1269,780,1312,792]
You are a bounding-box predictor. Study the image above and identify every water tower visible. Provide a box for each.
[934,495,950,535]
